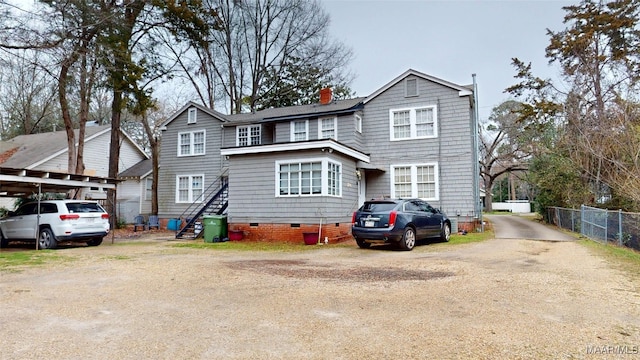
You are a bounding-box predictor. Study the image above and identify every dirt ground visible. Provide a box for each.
[1,228,639,359]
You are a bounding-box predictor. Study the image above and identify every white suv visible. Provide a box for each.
[0,200,110,249]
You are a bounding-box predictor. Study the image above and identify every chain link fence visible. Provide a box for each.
[546,206,640,251]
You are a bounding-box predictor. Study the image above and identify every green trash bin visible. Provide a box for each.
[203,215,227,243]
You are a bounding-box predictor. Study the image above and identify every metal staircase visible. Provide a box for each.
[175,172,229,239]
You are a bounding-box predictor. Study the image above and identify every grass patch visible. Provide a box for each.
[579,239,640,281]
[0,250,73,271]
[448,229,494,245]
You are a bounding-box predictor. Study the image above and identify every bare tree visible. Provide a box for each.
[0,0,104,175]
[172,0,353,113]
[480,100,534,212]
[0,50,59,139]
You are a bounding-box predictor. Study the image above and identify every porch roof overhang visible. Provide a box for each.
[220,139,370,163]
[0,167,117,198]
[356,161,386,172]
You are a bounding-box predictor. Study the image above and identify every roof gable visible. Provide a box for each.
[364,69,473,104]
[161,101,228,128]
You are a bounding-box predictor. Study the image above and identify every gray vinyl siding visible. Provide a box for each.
[362,76,475,217]
[33,131,145,177]
[158,108,227,218]
[226,150,359,224]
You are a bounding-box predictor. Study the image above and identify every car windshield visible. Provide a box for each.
[65,203,105,213]
[361,202,397,212]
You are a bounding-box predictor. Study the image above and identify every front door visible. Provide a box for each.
[357,170,366,207]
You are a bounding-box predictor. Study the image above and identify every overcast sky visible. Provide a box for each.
[322,0,573,120]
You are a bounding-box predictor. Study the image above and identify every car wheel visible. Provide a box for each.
[398,227,416,251]
[440,222,451,242]
[38,228,57,250]
[355,238,371,249]
[87,238,103,247]
[0,233,7,248]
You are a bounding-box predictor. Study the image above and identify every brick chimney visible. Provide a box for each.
[319,88,333,105]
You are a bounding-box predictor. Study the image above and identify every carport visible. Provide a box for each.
[0,166,118,249]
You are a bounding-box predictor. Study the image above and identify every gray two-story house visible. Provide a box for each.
[158,69,479,241]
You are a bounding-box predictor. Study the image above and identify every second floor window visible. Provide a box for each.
[178,130,206,156]
[237,125,261,146]
[389,106,437,141]
[291,120,308,141]
[319,117,337,140]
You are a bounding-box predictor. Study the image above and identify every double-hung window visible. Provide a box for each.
[276,159,342,197]
[178,130,206,156]
[390,163,438,200]
[237,125,261,146]
[176,175,204,203]
[290,120,308,141]
[389,106,437,140]
[319,117,337,140]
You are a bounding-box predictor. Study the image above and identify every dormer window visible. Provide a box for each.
[187,108,197,124]
[237,125,261,146]
[319,116,337,140]
[291,120,309,141]
[405,78,418,97]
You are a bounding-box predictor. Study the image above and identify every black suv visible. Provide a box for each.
[351,199,451,251]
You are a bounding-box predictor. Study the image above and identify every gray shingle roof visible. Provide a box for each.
[0,125,111,168]
[118,158,152,179]
[225,97,365,124]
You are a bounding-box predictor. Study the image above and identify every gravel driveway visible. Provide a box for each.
[1,217,639,359]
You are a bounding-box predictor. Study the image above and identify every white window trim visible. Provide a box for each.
[355,114,362,133]
[275,157,342,198]
[405,78,419,97]
[175,174,205,203]
[390,163,439,201]
[236,125,262,146]
[318,116,338,140]
[389,105,437,141]
[187,107,197,124]
[177,130,206,157]
[290,120,309,141]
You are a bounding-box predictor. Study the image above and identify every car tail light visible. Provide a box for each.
[351,212,357,225]
[388,211,397,227]
[59,214,80,221]
[101,214,110,220]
